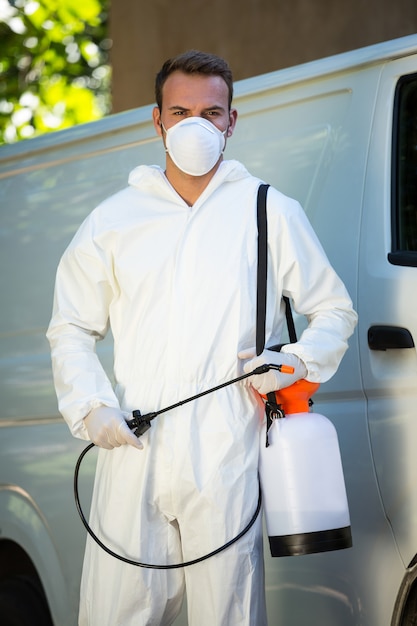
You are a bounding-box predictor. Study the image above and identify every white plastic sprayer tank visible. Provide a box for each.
[259,380,352,557]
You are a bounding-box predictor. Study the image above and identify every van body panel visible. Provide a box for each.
[1,35,417,625]
[359,52,417,570]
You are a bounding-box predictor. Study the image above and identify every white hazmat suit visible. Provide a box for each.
[47,160,357,625]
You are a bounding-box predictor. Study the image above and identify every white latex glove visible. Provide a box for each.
[238,348,307,395]
[84,406,143,450]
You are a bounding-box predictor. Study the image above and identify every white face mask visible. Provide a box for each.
[163,117,227,176]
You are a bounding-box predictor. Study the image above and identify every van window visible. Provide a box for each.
[390,73,417,266]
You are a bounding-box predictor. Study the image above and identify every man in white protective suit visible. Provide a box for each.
[47,50,358,626]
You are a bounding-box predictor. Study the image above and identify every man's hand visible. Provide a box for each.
[238,348,307,395]
[84,406,144,450]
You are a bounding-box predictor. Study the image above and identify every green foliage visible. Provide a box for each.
[0,0,111,144]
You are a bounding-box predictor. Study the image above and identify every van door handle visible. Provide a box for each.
[368,325,415,350]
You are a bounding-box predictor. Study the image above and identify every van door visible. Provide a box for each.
[359,55,417,571]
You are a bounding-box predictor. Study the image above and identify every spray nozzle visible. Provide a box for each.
[253,363,295,375]
[126,410,158,438]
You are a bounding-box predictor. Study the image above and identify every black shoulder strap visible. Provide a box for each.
[256,183,297,357]
[256,184,269,356]
[284,296,297,344]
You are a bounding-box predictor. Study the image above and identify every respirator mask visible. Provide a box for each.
[163,117,227,176]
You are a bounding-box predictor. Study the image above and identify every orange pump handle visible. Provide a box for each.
[264,379,320,414]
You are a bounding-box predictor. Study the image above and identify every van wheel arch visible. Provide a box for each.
[392,560,417,626]
[0,539,53,626]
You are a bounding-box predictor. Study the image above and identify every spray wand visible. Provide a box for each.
[125,362,294,437]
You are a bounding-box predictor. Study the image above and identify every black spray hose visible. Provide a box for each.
[73,363,287,569]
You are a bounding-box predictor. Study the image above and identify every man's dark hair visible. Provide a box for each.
[155,50,234,111]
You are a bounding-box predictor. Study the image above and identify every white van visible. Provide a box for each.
[1,34,417,626]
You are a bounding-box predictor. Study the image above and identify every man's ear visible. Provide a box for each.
[227,108,238,137]
[152,107,163,136]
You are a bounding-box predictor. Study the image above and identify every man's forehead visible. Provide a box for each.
[162,71,229,106]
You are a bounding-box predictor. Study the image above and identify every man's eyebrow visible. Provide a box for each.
[203,105,226,110]
[167,105,226,112]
